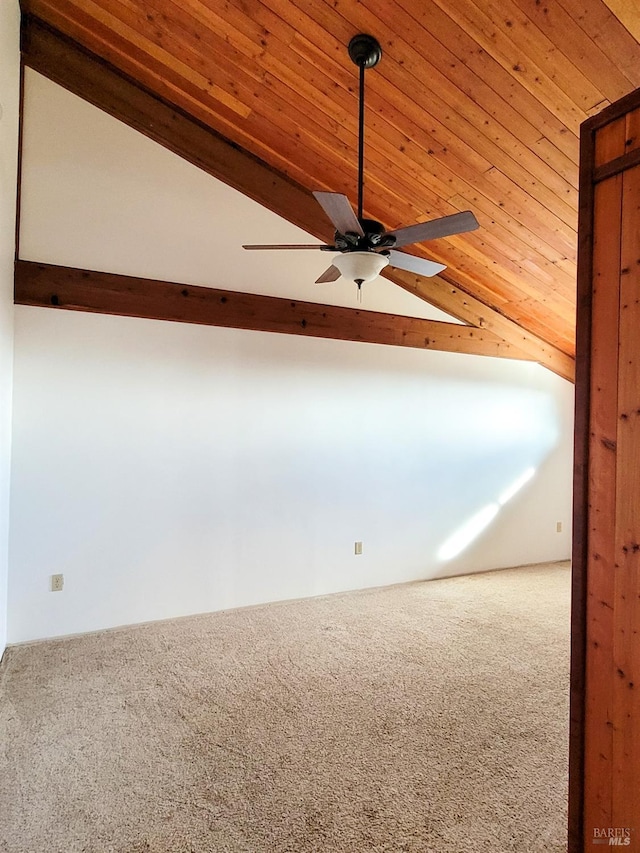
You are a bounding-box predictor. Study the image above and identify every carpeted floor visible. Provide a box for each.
[0,562,570,853]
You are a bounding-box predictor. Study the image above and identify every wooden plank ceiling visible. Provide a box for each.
[19,0,640,363]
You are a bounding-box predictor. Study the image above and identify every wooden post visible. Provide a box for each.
[572,90,640,851]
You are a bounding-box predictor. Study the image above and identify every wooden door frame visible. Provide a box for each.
[570,86,640,853]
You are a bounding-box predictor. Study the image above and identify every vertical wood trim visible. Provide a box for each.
[612,163,640,827]
[583,172,622,836]
[569,117,595,853]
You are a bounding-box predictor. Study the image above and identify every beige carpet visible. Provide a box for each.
[0,562,570,853]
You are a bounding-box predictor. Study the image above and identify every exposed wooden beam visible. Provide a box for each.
[385,268,575,382]
[14,260,538,361]
[20,15,574,381]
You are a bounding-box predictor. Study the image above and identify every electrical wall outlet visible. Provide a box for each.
[354,541,363,555]
[50,574,64,592]
[556,521,563,533]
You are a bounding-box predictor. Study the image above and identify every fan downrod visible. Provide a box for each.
[348,34,382,68]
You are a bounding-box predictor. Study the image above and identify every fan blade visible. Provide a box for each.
[312,191,364,236]
[315,264,341,284]
[385,211,479,249]
[242,243,332,250]
[386,250,446,277]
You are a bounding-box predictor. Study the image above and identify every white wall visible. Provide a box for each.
[8,72,574,643]
[0,1,20,656]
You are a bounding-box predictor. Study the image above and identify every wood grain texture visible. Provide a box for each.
[594,115,626,167]
[19,17,575,381]
[569,114,596,853]
[575,105,640,850]
[14,260,535,360]
[601,0,640,46]
[583,171,621,835]
[612,162,640,828]
[594,148,640,184]
[20,0,640,358]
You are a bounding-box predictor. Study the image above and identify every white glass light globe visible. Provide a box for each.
[332,251,389,284]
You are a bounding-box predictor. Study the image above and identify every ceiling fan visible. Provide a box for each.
[243,34,479,292]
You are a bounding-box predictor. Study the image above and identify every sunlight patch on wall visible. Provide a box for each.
[437,466,537,562]
[498,466,535,506]
[437,503,501,561]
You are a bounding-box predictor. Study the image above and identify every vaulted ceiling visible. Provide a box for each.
[18,0,640,378]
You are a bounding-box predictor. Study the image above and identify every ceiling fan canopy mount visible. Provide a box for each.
[347,33,382,69]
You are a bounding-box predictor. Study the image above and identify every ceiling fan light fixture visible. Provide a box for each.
[332,251,389,286]
[242,34,477,289]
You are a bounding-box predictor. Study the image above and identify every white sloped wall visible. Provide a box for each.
[8,71,574,643]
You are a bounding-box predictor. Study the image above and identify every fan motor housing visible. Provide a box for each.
[360,218,385,234]
[334,218,396,252]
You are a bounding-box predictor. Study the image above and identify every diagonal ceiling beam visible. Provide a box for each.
[388,267,575,381]
[14,260,537,361]
[20,15,575,382]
